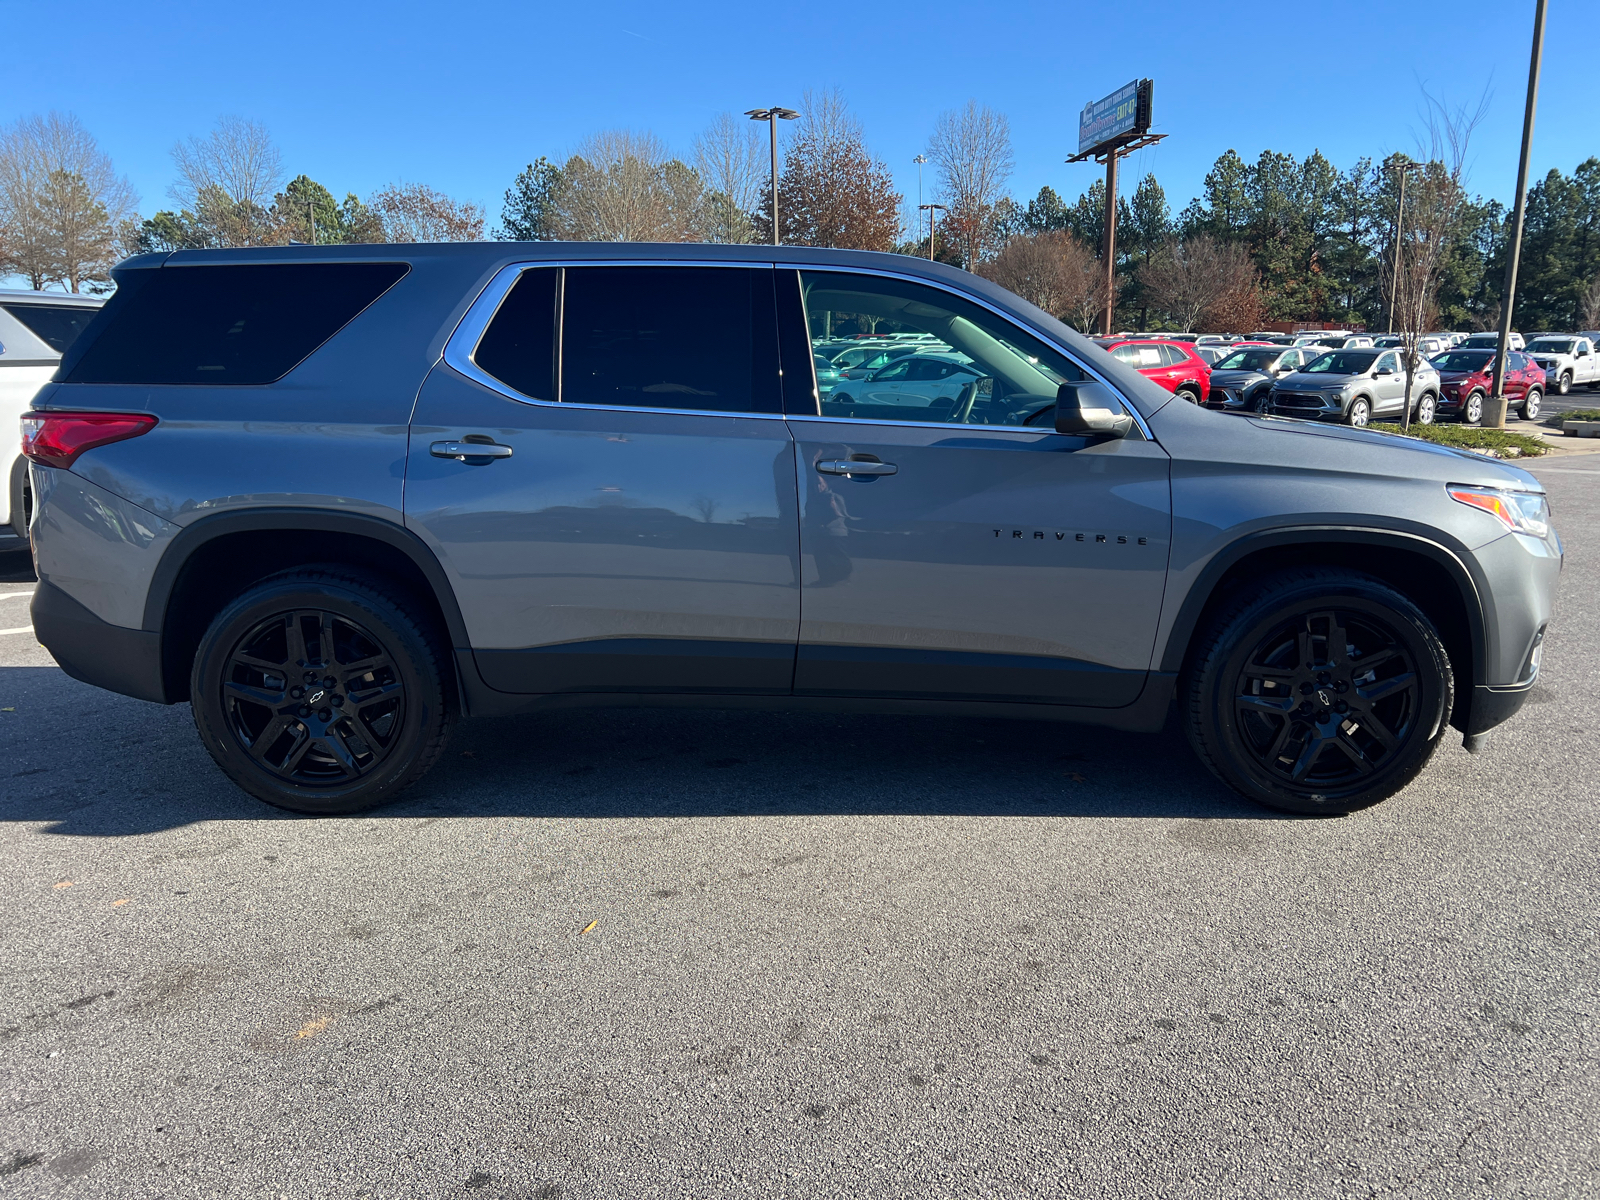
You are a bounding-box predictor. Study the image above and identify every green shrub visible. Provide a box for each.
[1369,423,1548,457]
[1551,409,1600,427]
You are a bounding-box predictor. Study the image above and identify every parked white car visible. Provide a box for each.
[826,352,985,413]
[1459,331,1525,352]
[1526,335,1600,395]
[0,290,104,545]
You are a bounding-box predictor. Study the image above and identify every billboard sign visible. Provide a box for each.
[1077,79,1152,157]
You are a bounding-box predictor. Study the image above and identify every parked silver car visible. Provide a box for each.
[24,243,1559,820]
[1268,349,1441,426]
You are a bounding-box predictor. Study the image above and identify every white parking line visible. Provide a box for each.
[0,592,35,601]
[0,626,34,636]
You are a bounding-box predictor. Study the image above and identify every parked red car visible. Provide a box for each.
[1431,348,1545,423]
[1095,338,1211,404]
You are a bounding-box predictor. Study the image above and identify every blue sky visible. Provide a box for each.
[2,0,1593,237]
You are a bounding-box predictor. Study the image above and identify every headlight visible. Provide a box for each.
[1447,484,1551,538]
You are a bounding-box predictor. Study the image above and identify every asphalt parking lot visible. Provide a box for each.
[2,454,1596,1200]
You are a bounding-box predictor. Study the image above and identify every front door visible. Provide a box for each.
[1373,351,1406,414]
[406,264,800,696]
[786,270,1172,707]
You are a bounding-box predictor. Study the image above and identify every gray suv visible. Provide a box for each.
[23,245,1560,818]
[1268,348,1442,426]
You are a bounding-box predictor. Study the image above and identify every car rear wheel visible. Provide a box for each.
[1461,391,1484,425]
[1520,388,1542,421]
[1183,569,1453,815]
[1177,386,1202,405]
[191,568,454,815]
[1414,393,1437,425]
[1346,398,1370,427]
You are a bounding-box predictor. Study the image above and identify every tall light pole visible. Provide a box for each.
[1386,158,1419,335]
[913,154,928,249]
[746,107,799,246]
[1486,0,1548,429]
[919,204,946,261]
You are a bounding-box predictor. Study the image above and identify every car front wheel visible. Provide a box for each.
[1183,569,1453,815]
[1557,371,1572,395]
[1520,388,1542,421]
[1462,391,1484,425]
[191,568,454,814]
[1346,398,1370,427]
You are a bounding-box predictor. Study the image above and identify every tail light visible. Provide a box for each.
[21,411,157,470]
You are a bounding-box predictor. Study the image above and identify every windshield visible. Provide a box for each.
[1432,351,1494,371]
[1216,349,1281,371]
[1302,351,1378,374]
[1528,339,1573,353]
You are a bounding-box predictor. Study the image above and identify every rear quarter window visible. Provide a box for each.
[63,262,408,385]
[0,303,99,355]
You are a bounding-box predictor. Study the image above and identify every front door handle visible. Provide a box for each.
[816,459,897,477]
[431,440,513,461]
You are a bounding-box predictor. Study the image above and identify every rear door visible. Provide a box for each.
[405,263,801,696]
[784,269,1171,708]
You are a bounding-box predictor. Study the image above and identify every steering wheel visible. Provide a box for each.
[945,380,981,424]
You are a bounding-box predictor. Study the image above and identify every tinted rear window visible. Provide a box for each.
[64,263,408,385]
[1,303,99,355]
[559,266,780,414]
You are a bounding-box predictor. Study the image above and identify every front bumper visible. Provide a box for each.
[1268,390,1345,420]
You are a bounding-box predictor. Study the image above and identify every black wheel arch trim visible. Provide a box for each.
[1158,524,1489,688]
[141,507,469,645]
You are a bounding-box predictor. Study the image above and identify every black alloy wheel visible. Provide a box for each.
[192,568,453,814]
[1185,570,1452,815]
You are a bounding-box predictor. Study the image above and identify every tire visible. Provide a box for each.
[1414,393,1437,425]
[190,568,454,815]
[8,455,30,544]
[1183,569,1454,816]
[1519,388,1542,421]
[1346,397,1371,427]
[1177,386,1202,405]
[1557,371,1572,396]
[1461,391,1483,425]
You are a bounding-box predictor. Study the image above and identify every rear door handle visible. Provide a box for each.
[816,459,897,477]
[431,440,513,460]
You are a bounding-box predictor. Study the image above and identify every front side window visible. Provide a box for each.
[800,270,1091,426]
[1376,352,1399,373]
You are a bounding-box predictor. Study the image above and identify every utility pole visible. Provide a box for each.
[746,107,799,246]
[919,203,946,261]
[1102,151,1119,336]
[1486,0,1547,429]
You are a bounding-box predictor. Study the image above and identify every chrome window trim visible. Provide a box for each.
[789,262,1156,443]
[440,260,788,422]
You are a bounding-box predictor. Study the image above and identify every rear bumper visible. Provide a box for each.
[31,579,169,704]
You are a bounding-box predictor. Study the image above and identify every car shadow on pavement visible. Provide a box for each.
[2,676,1303,835]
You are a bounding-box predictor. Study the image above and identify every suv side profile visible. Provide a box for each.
[1095,338,1212,404]
[25,245,1560,818]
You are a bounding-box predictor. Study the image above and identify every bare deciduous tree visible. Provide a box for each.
[694,114,764,244]
[170,117,283,247]
[370,183,485,243]
[927,100,1014,270]
[979,231,1104,331]
[1139,235,1261,333]
[756,89,899,251]
[0,112,136,291]
[1385,91,1486,428]
[551,130,703,242]
[1580,272,1600,330]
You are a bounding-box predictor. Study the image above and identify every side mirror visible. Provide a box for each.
[1055,381,1134,438]
[1376,366,1394,375]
